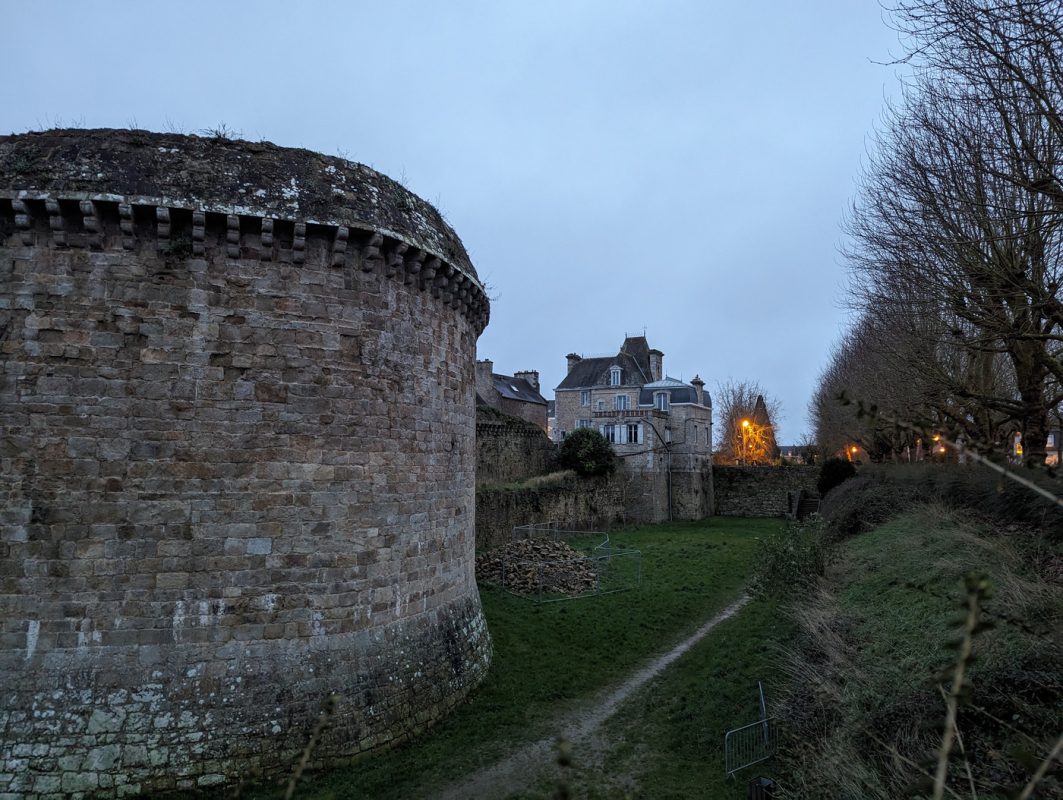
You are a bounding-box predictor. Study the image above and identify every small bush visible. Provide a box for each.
[556,429,616,477]
[817,457,856,497]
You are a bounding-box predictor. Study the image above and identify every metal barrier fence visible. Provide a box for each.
[724,716,778,778]
[512,522,594,541]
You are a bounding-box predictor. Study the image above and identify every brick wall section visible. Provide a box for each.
[0,130,492,798]
[713,466,819,517]
[476,409,555,486]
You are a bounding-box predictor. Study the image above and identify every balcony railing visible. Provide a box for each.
[592,408,668,419]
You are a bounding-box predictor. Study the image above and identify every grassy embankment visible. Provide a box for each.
[250,517,787,799]
[777,473,1062,799]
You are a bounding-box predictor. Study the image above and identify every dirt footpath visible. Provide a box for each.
[432,595,751,800]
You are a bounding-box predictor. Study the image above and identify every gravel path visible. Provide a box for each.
[432,594,751,800]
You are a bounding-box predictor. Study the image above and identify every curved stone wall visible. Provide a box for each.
[0,129,492,797]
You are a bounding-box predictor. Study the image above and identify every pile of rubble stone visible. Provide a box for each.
[476,538,598,597]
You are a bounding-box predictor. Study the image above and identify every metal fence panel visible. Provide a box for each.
[724,716,777,777]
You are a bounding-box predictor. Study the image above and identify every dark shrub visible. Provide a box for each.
[817,457,856,497]
[556,428,616,477]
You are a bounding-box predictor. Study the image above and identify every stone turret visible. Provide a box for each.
[0,128,492,797]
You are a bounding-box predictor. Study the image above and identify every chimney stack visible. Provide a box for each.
[566,353,582,373]
[648,349,663,382]
[514,370,540,391]
[691,374,705,406]
[475,359,495,405]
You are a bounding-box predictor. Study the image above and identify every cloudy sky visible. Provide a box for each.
[3,1,906,443]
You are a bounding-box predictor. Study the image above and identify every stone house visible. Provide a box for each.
[475,359,548,432]
[554,336,713,472]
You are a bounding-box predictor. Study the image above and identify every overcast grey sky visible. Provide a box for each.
[3,1,905,443]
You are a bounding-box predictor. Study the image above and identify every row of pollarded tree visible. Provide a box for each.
[814,0,1063,465]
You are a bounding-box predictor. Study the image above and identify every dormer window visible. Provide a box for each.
[654,391,670,412]
[609,366,621,386]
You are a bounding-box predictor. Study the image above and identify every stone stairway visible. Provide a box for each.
[796,493,821,520]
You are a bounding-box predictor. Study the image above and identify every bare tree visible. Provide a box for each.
[841,5,1063,462]
[714,379,781,464]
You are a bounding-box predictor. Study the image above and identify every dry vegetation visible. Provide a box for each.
[760,469,1062,799]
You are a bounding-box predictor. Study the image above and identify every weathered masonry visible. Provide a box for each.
[0,129,492,797]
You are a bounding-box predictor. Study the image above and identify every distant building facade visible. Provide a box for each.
[1010,429,1061,466]
[554,336,713,472]
[475,359,548,432]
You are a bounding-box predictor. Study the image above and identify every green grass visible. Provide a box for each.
[251,517,783,799]
[780,505,1062,799]
[578,596,797,799]
[834,507,1047,715]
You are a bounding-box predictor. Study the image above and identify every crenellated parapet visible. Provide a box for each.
[0,189,490,334]
[0,130,493,798]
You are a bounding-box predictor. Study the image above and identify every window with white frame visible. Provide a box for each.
[609,366,621,386]
[615,394,629,411]
[580,390,590,406]
[596,399,605,411]
[627,423,641,444]
[602,423,618,443]
[654,391,670,411]
[576,419,592,429]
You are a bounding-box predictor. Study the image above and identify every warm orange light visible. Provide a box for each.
[741,419,750,428]
[851,446,858,453]
[932,435,941,442]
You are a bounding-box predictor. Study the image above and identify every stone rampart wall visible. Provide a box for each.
[476,411,555,486]
[475,457,715,550]
[713,465,818,517]
[476,474,626,551]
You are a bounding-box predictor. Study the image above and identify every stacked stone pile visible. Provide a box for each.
[477,539,598,596]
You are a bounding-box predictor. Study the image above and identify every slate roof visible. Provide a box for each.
[556,336,654,390]
[638,376,709,407]
[493,374,547,406]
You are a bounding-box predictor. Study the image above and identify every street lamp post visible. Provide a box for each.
[741,419,750,465]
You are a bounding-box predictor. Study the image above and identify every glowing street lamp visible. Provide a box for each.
[741,419,750,465]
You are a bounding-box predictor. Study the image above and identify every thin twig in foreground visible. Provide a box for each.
[1017,733,1063,800]
[933,575,985,800]
[285,694,339,800]
[939,684,978,800]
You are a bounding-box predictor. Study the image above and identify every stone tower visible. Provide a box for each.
[0,129,492,796]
